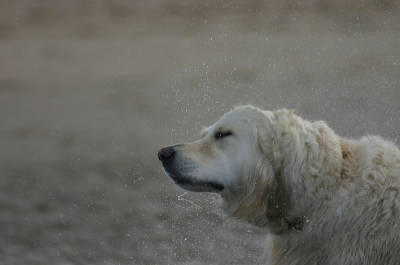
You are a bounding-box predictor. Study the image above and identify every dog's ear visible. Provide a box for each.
[256,111,290,224]
[265,172,289,222]
[256,110,282,171]
[258,109,297,172]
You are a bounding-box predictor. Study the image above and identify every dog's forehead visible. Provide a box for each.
[201,107,270,132]
[221,107,265,121]
[212,107,266,128]
[262,111,275,122]
[200,126,211,137]
[200,107,271,137]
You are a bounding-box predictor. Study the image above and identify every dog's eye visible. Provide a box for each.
[215,131,233,140]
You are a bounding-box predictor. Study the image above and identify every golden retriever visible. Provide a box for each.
[158,105,400,264]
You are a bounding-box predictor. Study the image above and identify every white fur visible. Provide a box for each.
[160,105,400,264]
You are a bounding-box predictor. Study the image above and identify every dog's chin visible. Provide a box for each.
[165,170,224,193]
[176,179,224,193]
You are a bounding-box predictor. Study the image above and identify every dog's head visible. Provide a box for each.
[158,106,291,229]
[159,105,343,233]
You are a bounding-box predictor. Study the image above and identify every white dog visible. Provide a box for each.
[158,105,400,264]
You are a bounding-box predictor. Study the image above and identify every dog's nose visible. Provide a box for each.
[158,146,175,162]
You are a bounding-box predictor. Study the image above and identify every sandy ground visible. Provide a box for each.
[0,1,400,264]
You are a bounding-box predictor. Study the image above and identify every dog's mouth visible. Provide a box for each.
[174,177,224,192]
[164,169,224,193]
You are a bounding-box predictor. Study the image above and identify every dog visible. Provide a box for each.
[158,105,400,264]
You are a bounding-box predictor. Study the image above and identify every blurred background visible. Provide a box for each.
[0,0,399,264]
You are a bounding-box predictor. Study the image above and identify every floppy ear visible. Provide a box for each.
[265,170,289,222]
[255,111,290,225]
[256,110,281,172]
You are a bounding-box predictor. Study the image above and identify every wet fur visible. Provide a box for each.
[160,106,400,264]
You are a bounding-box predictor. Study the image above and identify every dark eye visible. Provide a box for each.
[215,131,233,140]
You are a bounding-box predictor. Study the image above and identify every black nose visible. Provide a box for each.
[158,146,175,162]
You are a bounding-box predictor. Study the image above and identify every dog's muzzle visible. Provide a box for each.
[158,145,224,193]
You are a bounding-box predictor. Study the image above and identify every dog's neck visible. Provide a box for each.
[263,214,305,235]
